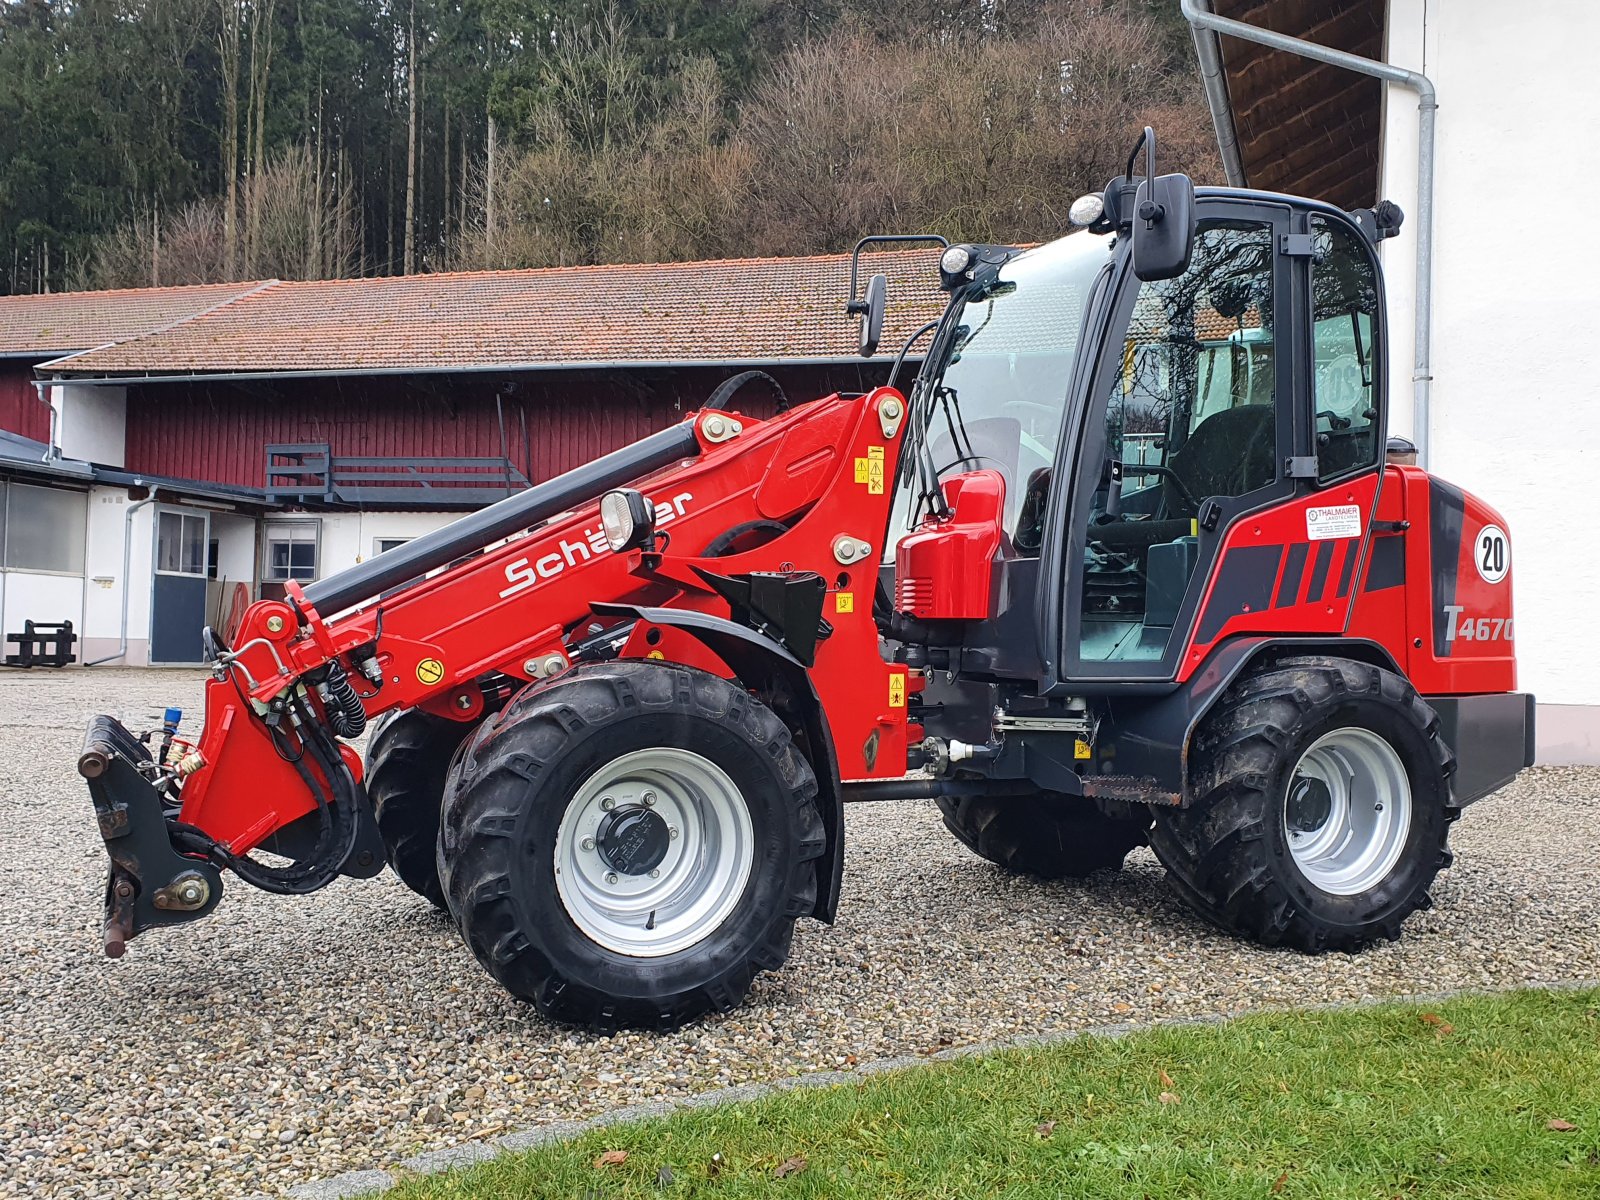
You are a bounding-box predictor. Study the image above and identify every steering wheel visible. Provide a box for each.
[1121,461,1201,514]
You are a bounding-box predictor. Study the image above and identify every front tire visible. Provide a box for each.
[366,710,477,908]
[437,661,825,1031]
[1149,656,1456,952]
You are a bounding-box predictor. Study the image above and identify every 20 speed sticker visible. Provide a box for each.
[416,657,445,685]
[1474,524,1509,584]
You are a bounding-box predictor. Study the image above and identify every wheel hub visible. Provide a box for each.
[595,806,670,876]
[553,747,755,958]
[1286,774,1333,833]
[1284,727,1414,896]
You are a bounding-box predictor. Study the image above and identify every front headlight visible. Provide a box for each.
[599,489,656,553]
[939,245,972,275]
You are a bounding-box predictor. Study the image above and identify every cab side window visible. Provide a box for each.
[1312,218,1381,481]
[1078,219,1278,664]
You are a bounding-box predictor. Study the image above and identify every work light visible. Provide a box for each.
[599,489,656,553]
[1069,193,1106,227]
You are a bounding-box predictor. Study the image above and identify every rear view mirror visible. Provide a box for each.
[1132,174,1195,282]
[858,273,887,357]
[1118,126,1195,283]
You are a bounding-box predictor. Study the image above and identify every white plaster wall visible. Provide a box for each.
[82,487,155,665]
[53,384,126,467]
[313,511,461,579]
[1,572,84,641]
[1381,0,1600,721]
[209,512,257,588]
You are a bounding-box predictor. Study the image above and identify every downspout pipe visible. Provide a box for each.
[85,494,156,667]
[31,379,58,462]
[1179,0,1437,467]
[1187,5,1246,187]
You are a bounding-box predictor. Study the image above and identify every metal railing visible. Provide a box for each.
[265,444,529,506]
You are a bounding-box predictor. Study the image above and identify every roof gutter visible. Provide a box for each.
[36,353,919,389]
[1179,0,1438,468]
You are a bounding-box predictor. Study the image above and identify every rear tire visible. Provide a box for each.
[437,661,826,1031]
[1148,656,1456,952]
[366,710,476,909]
[938,792,1149,878]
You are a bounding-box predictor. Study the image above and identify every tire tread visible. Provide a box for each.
[1149,655,1455,953]
[439,661,824,1031]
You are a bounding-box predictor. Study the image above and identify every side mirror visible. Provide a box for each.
[1132,174,1195,282]
[858,273,887,357]
[1118,126,1195,283]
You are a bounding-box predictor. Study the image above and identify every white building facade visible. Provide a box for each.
[1194,0,1598,762]
[1378,0,1599,761]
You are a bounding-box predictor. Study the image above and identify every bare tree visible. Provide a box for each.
[217,0,244,273]
[403,0,418,274]
[85,146,359,287]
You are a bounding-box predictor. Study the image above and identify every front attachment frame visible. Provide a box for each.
[79,715,223,957]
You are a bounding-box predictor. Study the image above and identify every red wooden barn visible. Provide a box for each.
[0,251,942,665]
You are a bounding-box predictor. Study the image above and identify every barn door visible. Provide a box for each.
[150,508,209,664]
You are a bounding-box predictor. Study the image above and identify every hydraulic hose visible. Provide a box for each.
[322,662,367,739]
[198,695,361,895]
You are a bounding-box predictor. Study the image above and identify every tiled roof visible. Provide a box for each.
[0,282,271,355]
[44,251,949,378]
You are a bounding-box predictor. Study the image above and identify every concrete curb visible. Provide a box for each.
[275,978,1600,1199]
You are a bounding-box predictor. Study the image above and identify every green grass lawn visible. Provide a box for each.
[385,988,1600,1199]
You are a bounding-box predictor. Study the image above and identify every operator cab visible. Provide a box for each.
[873,126,1402,692]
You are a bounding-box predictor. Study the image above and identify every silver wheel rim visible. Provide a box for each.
[1284,727,1413,896]
[553,748,754,957]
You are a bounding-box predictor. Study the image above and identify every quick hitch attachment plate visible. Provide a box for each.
[79,714,223,958]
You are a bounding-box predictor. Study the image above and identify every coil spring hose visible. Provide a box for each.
[322,661,367,739]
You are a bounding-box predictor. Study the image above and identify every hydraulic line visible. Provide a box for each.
[180,695,361,895]
[320,662,367,739]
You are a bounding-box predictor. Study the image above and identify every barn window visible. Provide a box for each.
[3,483,88,574]
[264,520,320,582]
[156,511,208,576]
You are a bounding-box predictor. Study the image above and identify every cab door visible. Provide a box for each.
[1049,198,1299,684]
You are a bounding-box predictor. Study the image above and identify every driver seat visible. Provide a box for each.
[1165,403,1277,506]
[1090,403,1276,555]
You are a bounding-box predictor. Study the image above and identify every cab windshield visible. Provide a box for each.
[888,230,1113,556]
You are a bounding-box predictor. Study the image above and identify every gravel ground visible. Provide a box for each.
[1,668,1596,1199]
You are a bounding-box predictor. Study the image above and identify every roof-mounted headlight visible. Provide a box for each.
[1069,193,1106,227]
[599,488,655,553]
[939,245,972,275]
[938,244,977,291]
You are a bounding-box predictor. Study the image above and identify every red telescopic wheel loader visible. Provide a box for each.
[79,130,1533,1030]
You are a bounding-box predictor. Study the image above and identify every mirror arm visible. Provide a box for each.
[845,234,949,313]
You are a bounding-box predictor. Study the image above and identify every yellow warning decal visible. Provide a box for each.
[416,657,445,685]
[835,591,854,613]
[889,674,906,708]
[867,445,886,495]
[854,457,870,484]
[646,649,665,660]
[1073,737,1092,760]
